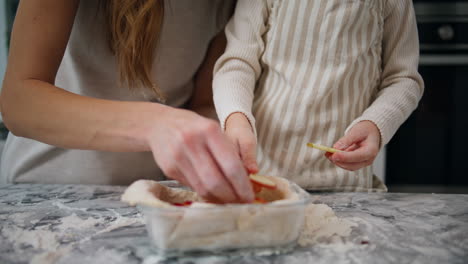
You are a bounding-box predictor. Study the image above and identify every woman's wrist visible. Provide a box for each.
[137,102,172,151]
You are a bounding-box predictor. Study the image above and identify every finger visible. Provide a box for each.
[331,146,372,163]
[333,131,367,150]
[238,135,258,174]
[174,151,221,202]
[325,144,357,160]
[332,160,373,171]
[155,152,217,200]
[331,134,379,163]
[206,130,254,203]
[187,142,239,203]
[344,143,359,152]
[226,133,241,154]
[172,167,191,187]
[155,151,186,184]
[171,167,219,202]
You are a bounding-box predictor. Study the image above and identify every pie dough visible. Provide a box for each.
[121,176,309,251]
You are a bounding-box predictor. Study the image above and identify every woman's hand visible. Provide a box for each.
[225,112,259,173]
[148,107,254,203]
[326,121,381,171]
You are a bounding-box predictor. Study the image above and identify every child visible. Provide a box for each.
[213,0,423,191]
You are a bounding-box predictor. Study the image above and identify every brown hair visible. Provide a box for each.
[102,0,165,100]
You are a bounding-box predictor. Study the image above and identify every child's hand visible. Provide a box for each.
[225,113,259,173]
[326,121,381,171]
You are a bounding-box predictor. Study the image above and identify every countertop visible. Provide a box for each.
[0,183,467,264]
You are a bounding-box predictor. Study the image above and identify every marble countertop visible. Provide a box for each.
[0,183,467,264]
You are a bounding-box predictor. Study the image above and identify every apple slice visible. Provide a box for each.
[249,174,277,189]
[306,142,341,153]
[252,181,263,193]
[172,200,193,207]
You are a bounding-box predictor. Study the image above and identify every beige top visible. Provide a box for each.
[213,0,424,191]
[1,0,234,184]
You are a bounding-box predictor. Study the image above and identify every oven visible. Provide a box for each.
[386,1,468,193]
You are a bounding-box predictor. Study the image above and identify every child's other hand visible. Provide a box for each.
[225,113,259,173]
[326,121,381,171]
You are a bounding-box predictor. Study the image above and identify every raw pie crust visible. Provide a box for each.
[122,176,307,251]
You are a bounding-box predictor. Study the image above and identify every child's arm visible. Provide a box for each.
[329,1,424,170]
[225,112,258,173]
[213,0,269,172]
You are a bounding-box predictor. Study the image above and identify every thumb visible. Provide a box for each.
[334,129,367,150]
[238,136,258,173]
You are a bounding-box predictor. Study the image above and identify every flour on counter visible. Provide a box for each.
[4,225,61,251]
[298,203,357,247]
[4,208,143,264]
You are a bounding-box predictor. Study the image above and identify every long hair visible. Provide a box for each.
[102,0,165,101]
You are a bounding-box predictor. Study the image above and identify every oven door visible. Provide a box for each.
[386,54,468,191]
[386,1,468,192]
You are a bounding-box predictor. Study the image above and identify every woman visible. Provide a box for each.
[0,0,254,203]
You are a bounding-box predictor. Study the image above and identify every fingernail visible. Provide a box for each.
[249,166,259,174]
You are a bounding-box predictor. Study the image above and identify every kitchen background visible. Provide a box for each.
[0,0,466,193]
[0,0,15,153]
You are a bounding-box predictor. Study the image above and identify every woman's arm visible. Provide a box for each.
[0,0,253,203]
[0,0,153,152]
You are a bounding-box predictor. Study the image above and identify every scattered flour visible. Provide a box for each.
[59,211,143,241]
[4,226,61,251]
[298,203,357,247]
[59,213,102,231]
[6,210,143,264]
[31,247,73,264]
